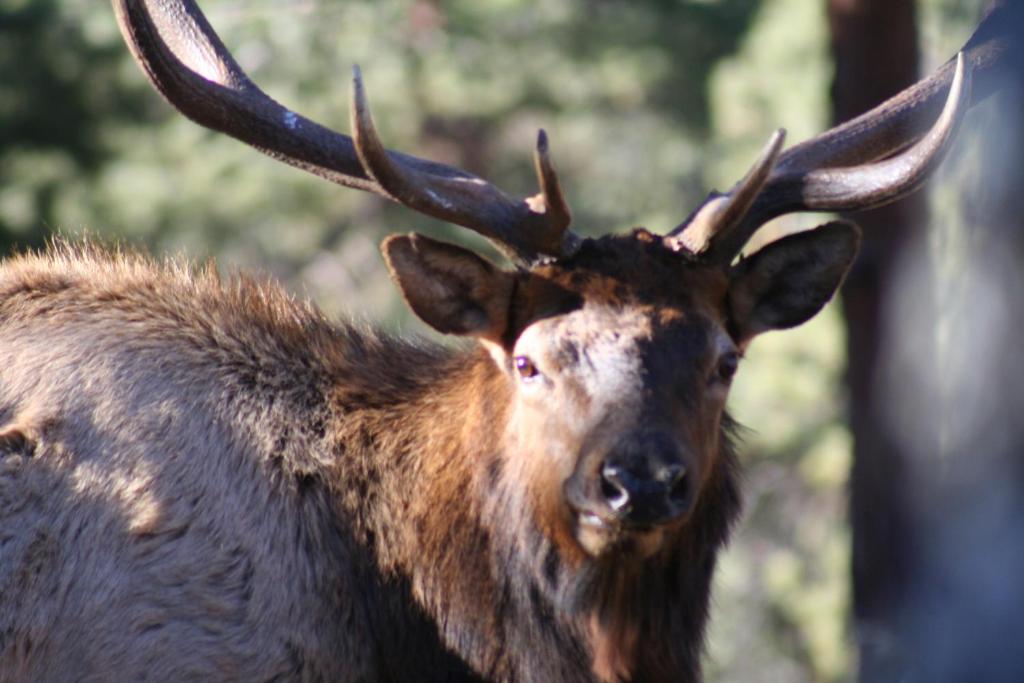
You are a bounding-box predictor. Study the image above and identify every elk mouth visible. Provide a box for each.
[572,506,669,559]
[578,511,608,530]
[577,509,658,534]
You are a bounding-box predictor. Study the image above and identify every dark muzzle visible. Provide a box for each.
[598,432,692,527]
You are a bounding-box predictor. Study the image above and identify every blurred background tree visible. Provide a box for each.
[827,2,925,680]
[0,0,1001,680]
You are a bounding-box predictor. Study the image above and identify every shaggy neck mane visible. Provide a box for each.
[325,338,742,682]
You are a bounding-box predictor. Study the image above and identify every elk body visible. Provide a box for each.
[0,1,1015,681]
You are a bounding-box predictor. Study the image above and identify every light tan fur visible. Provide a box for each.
[0,244,388,680]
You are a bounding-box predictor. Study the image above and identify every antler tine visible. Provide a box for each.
[791,54,969,210]
[702,53,971,263]
[349,68,573,261]
[113,0,575,263]
[673,0,1020,265]
[529,130,573,236]
[773,0,1017,177]
[663,129,785,254]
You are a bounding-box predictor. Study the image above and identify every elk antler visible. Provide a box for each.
[668,0,1022,265]
[111,0,577,263]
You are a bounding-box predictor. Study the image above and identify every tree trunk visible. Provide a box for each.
[826,1,925,679]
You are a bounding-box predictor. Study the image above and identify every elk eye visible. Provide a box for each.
[513,356,540,380]
[715,351,740,384]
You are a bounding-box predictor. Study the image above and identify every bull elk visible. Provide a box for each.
[0,1,1018,681]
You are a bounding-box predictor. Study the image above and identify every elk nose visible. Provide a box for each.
[599,459,690,527]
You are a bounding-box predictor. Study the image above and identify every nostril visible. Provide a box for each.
[659,463,686,486]
[599,463,631,512]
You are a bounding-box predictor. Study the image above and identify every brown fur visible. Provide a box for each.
[0,227,853,681]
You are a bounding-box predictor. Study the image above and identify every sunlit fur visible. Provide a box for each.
[0,236,743,682]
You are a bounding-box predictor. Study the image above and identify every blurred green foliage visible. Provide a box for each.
[0,0,986,680]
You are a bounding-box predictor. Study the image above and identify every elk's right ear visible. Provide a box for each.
[382,233,515,342]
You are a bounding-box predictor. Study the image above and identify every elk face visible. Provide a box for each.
[505,281,732,560]
[383,223,859,560]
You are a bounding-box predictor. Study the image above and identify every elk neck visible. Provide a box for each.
[322,339,517,672]
[318,327,743,680]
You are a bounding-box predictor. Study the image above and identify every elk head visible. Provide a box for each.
[114,0,984,575]
[382,223,860,563]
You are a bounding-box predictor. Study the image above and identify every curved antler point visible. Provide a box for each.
[536,129,549,152]
[351,67,366,104]
[951,50,971,104]
[766,128,787,155]
[530,127,573,242]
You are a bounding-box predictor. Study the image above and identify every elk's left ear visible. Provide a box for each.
[382,233,515,342]
[727,221,861,343]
